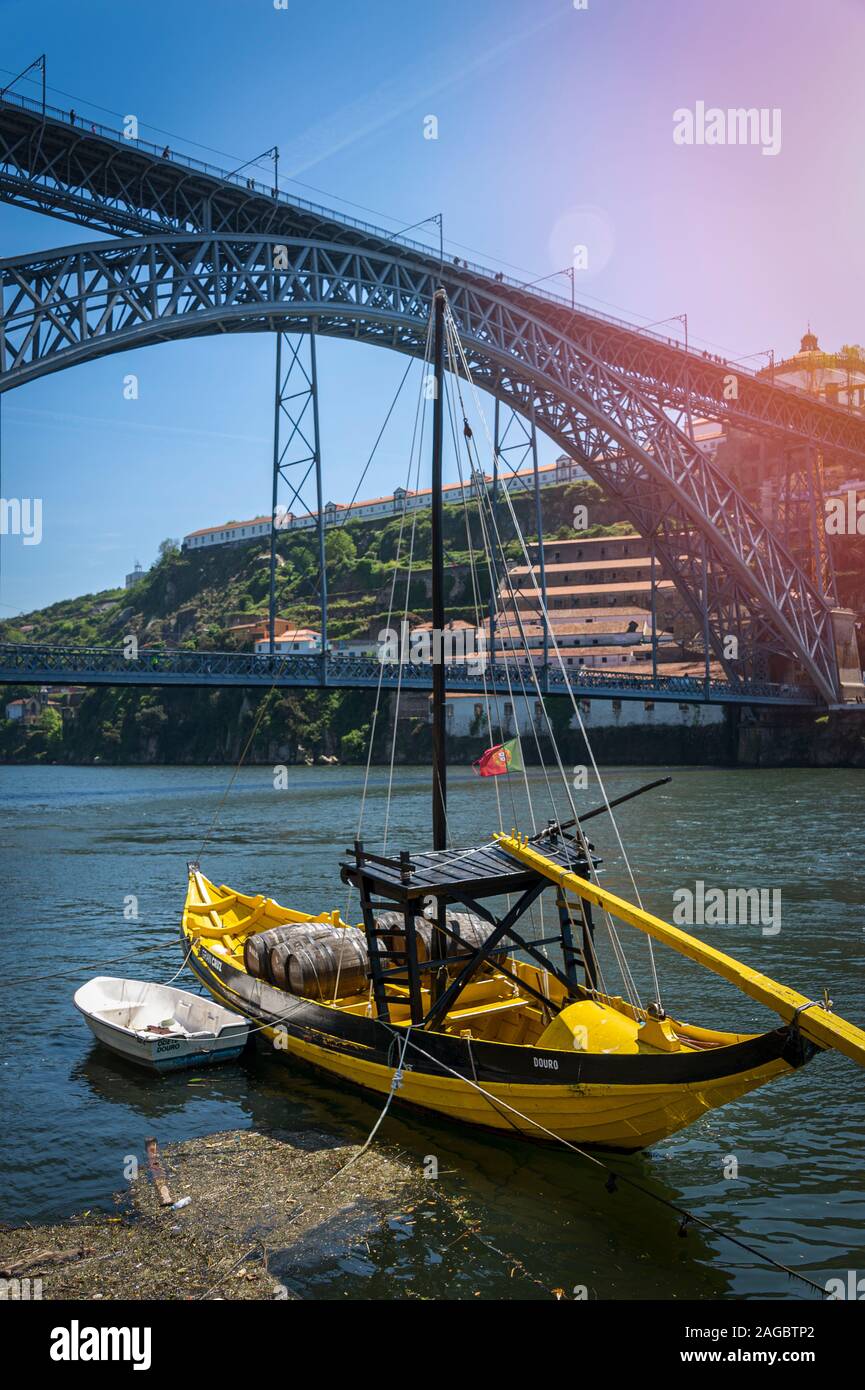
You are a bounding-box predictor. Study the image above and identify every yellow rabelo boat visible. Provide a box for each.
[182,291,865,1152]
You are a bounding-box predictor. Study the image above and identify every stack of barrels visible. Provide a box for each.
[376,907,504,978]
[245,906,506,1003]
[244,920,369,1000]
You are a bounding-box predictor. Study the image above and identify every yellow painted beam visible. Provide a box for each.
[495,832,865,1069]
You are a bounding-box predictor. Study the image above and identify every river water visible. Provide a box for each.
[1,762,862,1300]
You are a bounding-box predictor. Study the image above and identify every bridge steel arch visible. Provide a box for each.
[0,231,841,703]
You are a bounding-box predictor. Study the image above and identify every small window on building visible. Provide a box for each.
[612,699,621,712]
[644,700,654,712]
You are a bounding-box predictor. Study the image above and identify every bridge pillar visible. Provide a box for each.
[830,608,865,704]
[493,400,549,685]
[268,329,328,678]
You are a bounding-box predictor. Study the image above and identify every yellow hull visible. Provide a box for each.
[244,1015,792,1150]
[181,871,816,1152]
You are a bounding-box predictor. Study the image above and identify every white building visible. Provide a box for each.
[182,455,588,553]
[253,628,322,654]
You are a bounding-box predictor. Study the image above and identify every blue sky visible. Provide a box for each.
[1,0,863,614]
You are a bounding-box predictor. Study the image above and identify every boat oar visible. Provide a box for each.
[496,831,865,1069]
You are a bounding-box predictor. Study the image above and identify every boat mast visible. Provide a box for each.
[431,287,447,852]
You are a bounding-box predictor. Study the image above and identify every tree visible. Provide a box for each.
[325,528,357,572]
[157,539,180,562]
[340,726,369,762]
[35,705,64,751]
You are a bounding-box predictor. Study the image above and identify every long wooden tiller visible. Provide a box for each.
[496,832,865,1069]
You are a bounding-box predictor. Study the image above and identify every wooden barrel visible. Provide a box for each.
[379,909,504,978]
[286,931,369,1000]
[434,910,506,974]
[268,926,340,989]
[244,922,337,982]
[375,911,433,969]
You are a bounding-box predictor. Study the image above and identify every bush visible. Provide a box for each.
[340,726,369,762]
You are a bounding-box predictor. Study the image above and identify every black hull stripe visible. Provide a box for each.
[190,944,817,1087]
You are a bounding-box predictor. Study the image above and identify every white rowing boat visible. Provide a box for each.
[73,976,250,1072]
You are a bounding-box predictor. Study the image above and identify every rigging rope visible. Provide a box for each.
[441,358,564,948]
[356,314,433,851]
[442,301,662,1010]
[441,315,640,1007]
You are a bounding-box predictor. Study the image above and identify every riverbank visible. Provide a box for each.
[3,703,864,767]
[0,1128,431,1301]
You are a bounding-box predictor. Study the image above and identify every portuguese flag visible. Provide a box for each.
[472,737,523,777]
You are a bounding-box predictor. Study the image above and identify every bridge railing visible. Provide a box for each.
[0,642,815,704]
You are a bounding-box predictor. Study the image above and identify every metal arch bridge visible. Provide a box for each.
[0,91,860,707]
[0,642,816,707]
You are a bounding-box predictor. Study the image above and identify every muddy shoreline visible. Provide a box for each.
[0,1128,432,1301]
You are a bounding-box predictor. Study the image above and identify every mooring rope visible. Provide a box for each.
[319,1023,414,1188]
[380,1023,828,1298]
